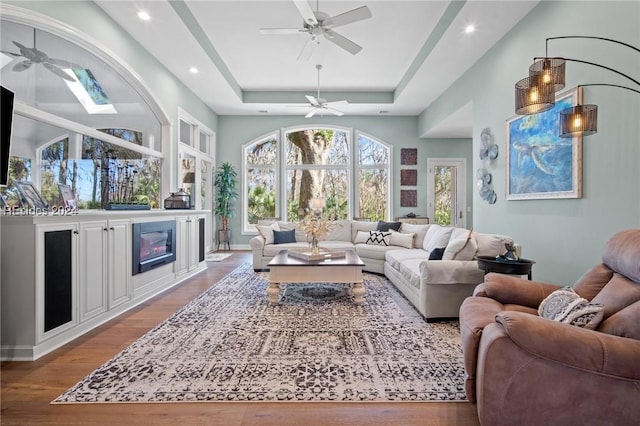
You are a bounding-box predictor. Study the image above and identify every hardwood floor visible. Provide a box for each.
[1,251,480,426]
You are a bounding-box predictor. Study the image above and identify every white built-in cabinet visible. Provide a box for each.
[0,210,211,361]
[176,213,206,276]
[78,219,130,322]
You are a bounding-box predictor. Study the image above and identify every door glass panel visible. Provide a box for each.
[434,165,456,226]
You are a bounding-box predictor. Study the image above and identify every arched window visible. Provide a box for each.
[1,12,168,210]
[242,127,391,233]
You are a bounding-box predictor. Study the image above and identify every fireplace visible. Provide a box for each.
[132,220,176,275]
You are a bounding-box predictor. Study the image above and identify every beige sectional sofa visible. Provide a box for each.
[249,219,518,320]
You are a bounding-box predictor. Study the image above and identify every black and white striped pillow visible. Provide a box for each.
[366,231,391,246]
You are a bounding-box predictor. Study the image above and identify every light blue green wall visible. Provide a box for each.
[420,1,640,283]
[217,116,473,244]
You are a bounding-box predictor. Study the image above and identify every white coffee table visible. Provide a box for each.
[267,249,366,305]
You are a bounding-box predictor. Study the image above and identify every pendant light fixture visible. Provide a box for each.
[514,36,640,137]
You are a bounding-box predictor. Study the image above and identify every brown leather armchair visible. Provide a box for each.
[459,229,640,426]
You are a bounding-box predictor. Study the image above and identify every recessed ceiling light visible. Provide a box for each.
[189,67,199,74]
[465,25,475,34]
[137,11,150,21]
[379,110,389,114]
[258,110,269,114]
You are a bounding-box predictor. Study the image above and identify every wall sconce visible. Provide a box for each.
[515,36,640,137]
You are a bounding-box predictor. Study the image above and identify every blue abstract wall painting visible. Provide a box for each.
[506,87,583,200]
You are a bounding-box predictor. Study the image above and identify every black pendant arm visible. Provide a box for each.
[545,36,640,55]
[533,56,640,87]
[578,83,640,96]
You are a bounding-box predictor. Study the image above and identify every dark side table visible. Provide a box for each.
[477,256,536,280]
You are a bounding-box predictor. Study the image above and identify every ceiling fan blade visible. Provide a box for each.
[324,6,372,28]
[43,62,76,81]
[48,58,81,69]
[297,36,317,61]
[305,108,318,118]
[1,50,21,57]
[259,27,307,35]
[325,107,344,117]
[293,0,317,26]
[324,29,362,55]
[305,95,321,106]
[12,61,32,72]
[326,100,348,108]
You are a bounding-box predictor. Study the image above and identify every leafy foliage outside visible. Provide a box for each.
[245,129,390,225]
[434,166,453,225]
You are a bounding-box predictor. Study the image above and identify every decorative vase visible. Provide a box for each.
[311,234,320,255]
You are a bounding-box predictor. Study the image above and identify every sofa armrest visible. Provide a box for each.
[483,273,559,308]
[495,311,640,380]
[249,235,265,250]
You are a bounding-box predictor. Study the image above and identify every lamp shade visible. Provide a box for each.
[559,104,598,138]
[515,74,556,115]
[529,58,566,92]
[308,197,325,210]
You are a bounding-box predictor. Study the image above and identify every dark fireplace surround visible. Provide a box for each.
[132,220,176,275]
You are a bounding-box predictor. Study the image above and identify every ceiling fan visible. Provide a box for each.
[260,0,372,60]
[1,29,80,82]
[302,64,347,118]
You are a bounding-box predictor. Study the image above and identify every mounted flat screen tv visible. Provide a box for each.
[0,86,14,186]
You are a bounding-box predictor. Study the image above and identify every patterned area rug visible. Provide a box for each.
[53,263,466,403]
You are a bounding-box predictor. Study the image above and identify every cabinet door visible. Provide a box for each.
[79,221,108,321]
[40,224,77,337]
[187,216,199,271]
[175,216,189,275]
[108,219,130,309]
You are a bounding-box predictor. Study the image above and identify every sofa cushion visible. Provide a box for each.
[377,220,402,232]
[355,243,398,262]
[572,264,615,301]
[590,273,640,319]
[389,231,414,249]
[257,222,280,245]
[443,228,477,260]
[399,223,430,249]
[597,300,640,340]
[474,232,513,257]
[354,230,370,244]
[323,219,351,241]
[385,249,429,270]
[422,224,453,254]
[366,231,391,246]
[273,229,296,244]
[351,220,378,242]
[538,287,604,329]
[397,258,423,290]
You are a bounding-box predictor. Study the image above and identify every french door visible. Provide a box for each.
[427,158,467,228]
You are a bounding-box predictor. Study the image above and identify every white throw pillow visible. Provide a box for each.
[443,229,477,260]
[366,231,391,246]
[389,231,415,249]
[475,233,514,257]
[422,224,453,254]
[354,230,370,244]
[399,223,430,248]
[256,222,280,245]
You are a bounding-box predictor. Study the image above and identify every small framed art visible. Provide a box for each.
[400,148,417,165]
[400,169,417,186]
[58,184,78,210]
[14,181,49,210]
[400,189,417,207]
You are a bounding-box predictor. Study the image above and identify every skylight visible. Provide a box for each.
[63,68,117,114]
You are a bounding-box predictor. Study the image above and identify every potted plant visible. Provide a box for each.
[214,162,238,248]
